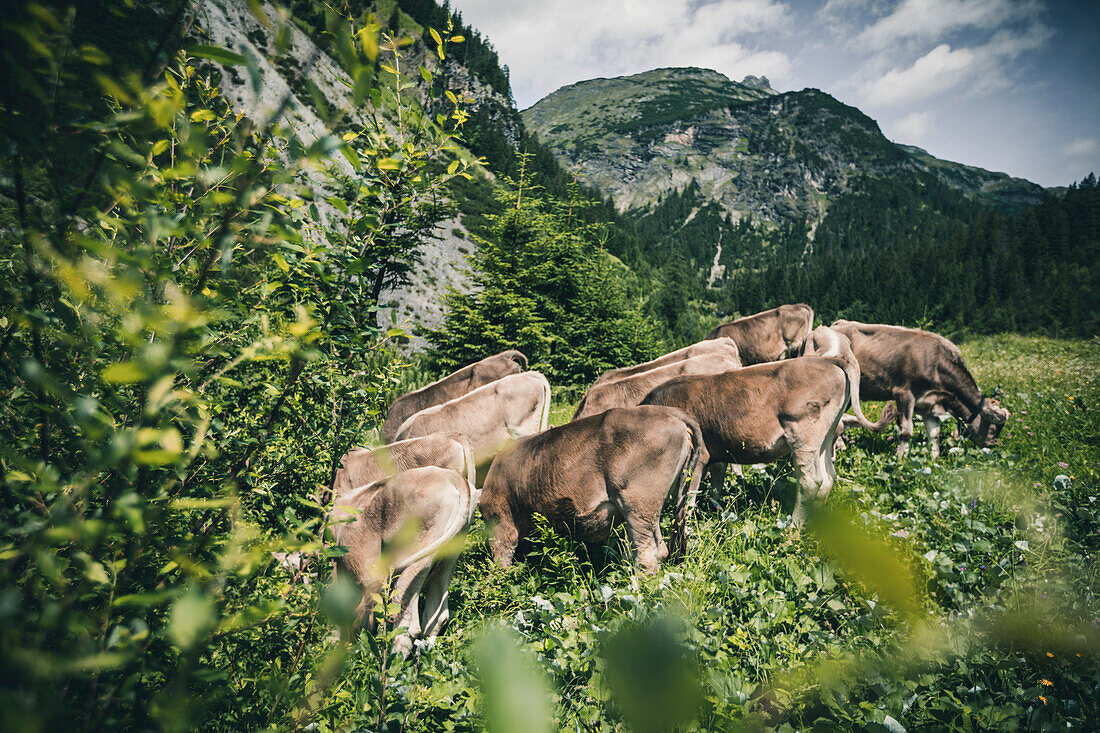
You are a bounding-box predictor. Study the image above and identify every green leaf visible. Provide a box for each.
[476,628,554,733]
[84,559,110,585]
[429,27,442,48]
[168,588,216,649]
[188,44,247,67]
[340,144,361,170]
[190,109,216,123]
[79,45,111,66]
[102,362,147,384]
[357,27,379,62]
[376,157,402,171]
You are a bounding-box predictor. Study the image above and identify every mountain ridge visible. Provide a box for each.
[523,67,1044,227]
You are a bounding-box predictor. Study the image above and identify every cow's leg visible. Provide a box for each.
[893,393,916,460]
[419,553,461,642]
[788,447,824,526]
[390,558,433,656]
[613,492,664,575]
[923,413,942,460]
[707,461,728,499]
[613,458,681,575]
[486,513,520,568]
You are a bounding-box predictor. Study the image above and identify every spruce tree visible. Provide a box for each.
[425,165,664,384]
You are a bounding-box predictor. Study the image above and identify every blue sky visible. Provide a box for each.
[447,0,1098,187]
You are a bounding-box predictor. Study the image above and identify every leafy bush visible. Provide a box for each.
[0,2,470,728]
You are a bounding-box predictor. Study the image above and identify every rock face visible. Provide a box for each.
[523,67,1044,228]
[195,0,490,350]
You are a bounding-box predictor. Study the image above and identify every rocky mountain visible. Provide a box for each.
[194,0,522,348]
[523,68,1044,230]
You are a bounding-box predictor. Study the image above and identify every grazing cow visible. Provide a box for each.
[572,352,743,421]
[380,350,528,441]
[705,304,814,365]
[331,435,476,500]
[479,405,705,572]
[830,320,1010,459]
[330,466,476,654]
[642,357,850,525]
[590,337,741,388]
[395,371,552,482]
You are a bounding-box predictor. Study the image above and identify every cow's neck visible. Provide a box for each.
[940,362,984,421]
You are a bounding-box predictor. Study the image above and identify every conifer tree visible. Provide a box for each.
[425,160,664,384]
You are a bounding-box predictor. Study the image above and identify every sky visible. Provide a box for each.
[446,0,1099,187]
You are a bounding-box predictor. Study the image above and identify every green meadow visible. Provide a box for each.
[297,335,1099,732]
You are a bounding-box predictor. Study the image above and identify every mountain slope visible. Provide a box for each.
[523,68,1043,228]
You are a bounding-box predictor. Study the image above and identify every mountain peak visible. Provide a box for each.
[523,69,1043,222]
[740,75,775,93]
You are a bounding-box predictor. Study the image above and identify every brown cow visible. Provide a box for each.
[705,304,814,365]
[479,405,705,572]
[395,371,552,482]
[380,350,528,441]
[641,357,849,525]
[331,435,476,499]
[330,466,476,655]
[572,352,743,421]
[830,320,1009,459]
[590,337,741,388]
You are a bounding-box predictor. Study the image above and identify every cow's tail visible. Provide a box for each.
[392,470,474,574]
[536,374,552,432]
[870,401,897,431]
[457,435,478,499]
[796,306,814,357]
[838,358,880,431]
[670,413,706,563]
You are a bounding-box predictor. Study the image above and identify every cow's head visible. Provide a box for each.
[965,397,1009,447]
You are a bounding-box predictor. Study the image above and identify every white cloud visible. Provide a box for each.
[1062,137,1098,158]
[449,0,793,108]
[862,43,975,105]
[860,0,1042,50]
[860,24,1051,106]
[892,111,931,141]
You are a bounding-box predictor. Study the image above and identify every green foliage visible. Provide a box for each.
[721,173,1100,337]
[425,164,665,385]
[0,2,470,728]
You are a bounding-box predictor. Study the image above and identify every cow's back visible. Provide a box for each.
[642,357,845,462]
[592,338,740,388]
[831,320,962,399]
[395,371,550,465]
[381,351,527,440]
[573,352,740,420]
[332,435,469,497]
[480,405,692,523]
